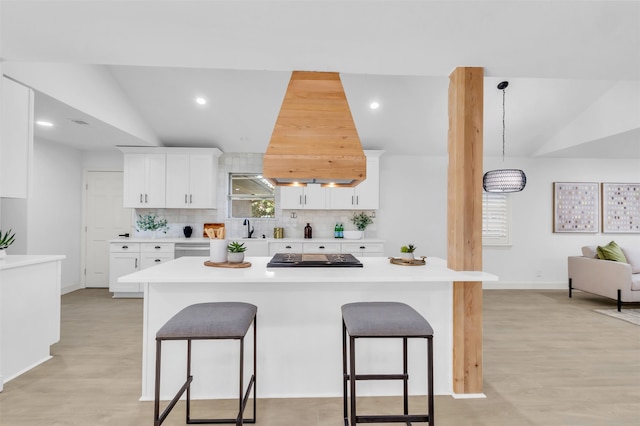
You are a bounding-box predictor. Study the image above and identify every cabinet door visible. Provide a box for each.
[187,154,215,208]
[240,240,269,256]
[109,252,139,292]
[123,154,166,208]
[165,154,190,208]
[140,254,174,270]
[123,154,147,207]
[303,184,327,209]
[0,77,33,198]
[280,186,304,209]
[327,187,355,209]
[353,156,380,210]
[144,154,166,207]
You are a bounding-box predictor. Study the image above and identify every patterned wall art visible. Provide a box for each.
[553,182,599,233]
[601,183,640,233]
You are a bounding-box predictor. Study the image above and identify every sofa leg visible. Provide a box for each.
[617,289,622,312]
[568,278,573,298]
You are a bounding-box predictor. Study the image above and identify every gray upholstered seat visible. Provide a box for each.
[156,302,257,340]
[341,302,433,337]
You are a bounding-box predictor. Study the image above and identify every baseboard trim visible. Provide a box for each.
[452,392,487,399]
[483,281,566,290]
[61,283,83,295]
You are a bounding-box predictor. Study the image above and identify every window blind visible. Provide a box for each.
[482,192,511,246]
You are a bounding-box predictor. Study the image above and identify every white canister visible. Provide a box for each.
[209,239,228,263]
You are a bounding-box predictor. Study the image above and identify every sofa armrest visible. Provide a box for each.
[568,256,632,301]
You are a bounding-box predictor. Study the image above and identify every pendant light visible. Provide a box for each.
[483,81,527,193]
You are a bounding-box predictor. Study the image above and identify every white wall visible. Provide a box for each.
[27,139,83,293]
[378,154,640,289]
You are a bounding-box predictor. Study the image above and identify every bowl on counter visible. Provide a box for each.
[343,230,363,240]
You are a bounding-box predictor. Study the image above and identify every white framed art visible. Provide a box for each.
[601,183,640,233]
[553,182,599,233]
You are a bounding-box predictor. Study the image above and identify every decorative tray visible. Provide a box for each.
[204,261,252,268]
[389,256,427,266]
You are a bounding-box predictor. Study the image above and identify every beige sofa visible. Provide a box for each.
[568,245,640,311]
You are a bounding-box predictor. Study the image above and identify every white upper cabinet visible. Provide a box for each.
[280,183,327,209]
[123,153,166,208]
[327,151,383,210]
[165,152,219,209]
[120,147,221,209]
[1,77,34,199]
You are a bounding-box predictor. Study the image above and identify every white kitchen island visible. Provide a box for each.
[119,256,497,401]
[0,255,65,391]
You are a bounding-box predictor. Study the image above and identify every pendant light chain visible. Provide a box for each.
[501,85,506,163]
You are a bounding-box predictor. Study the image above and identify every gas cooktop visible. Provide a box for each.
[267,253,363,268]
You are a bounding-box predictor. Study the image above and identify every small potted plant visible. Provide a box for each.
[0,229,16,259]
[227,241,247,263]
[349,212,374,239]
[400,244,416,261]
[136,213,169,237]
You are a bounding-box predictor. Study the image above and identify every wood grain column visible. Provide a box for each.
[447,67,484,394]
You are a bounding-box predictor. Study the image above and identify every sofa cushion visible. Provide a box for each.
[622,246,640,274]
[596,241,628,263]
[632,274,640,291]
[581,246,599,258]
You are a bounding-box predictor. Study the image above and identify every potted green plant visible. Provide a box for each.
[349,212,373,238]
[0,229,16,259]
[227,241,247,263]
[136,213,169,237]
[400,244,416,261]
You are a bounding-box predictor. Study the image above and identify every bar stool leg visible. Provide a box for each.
[186,339,192,423]
[403,337,408,418]
[154,340,162,426]
[428,336,434,426]
[349,335,357,426]
[342,321,348,425]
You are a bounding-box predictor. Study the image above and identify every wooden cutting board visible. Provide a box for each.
[203,223,225,238]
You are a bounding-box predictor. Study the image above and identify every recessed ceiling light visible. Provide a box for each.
[36,120,54,127]
[369,101,380,110]
[195,97,207,105]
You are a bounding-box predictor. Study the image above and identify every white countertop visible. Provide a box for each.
[0,255,66,271]
[109,237,385,244]
[119,256,497,284]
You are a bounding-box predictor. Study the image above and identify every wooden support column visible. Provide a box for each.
[447,67,484,395]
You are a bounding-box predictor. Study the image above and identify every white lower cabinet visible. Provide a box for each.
[340,242,385,257]
[109,242,174,297]
[268,242,303,255]
[302,242,341,253]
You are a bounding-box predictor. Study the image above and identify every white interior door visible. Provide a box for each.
[85,171,132,288]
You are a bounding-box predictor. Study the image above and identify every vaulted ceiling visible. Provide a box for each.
[2,0,639,158]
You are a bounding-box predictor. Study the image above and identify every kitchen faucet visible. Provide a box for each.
[243,218,254,238]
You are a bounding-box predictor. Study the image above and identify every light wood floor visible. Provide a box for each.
[0,289,638,426]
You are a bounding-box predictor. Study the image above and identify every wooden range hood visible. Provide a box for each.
[263,71,366,187]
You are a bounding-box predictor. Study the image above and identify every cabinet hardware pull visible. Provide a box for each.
[351,195,354,205]
[185,194,188,204]
[155,259,161,262]
[140,194,143,203]
[304,195,307,204]
[145,194,148,203]
[286,245,292,249]
[360,246,365,249]
[155,246,161,249]
[135,258,138,268]
[319,246,325,249]
[299,195,302,205]
[190,194,193,203]
[356,196,359,205]
[122,245,128,249]
[118,233,129,237]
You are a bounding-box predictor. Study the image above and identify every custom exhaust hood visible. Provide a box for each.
[263,71,366,187]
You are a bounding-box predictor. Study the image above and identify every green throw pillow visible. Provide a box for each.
[596,241,628,263]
